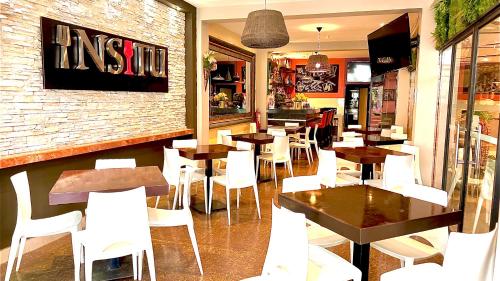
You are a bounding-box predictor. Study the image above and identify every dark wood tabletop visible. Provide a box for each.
[231,133,275,145]
[177,144,236,160]
[278,185,463,244]
[364,135,406,146]
[329,146,409,164]
[49,166,168,205]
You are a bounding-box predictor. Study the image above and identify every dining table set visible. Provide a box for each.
[47,125,462,281]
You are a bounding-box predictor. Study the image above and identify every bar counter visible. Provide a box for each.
[267,108,320,126]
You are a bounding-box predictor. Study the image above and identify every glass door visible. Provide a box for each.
[463,16,500,233]
[445,35,474,213]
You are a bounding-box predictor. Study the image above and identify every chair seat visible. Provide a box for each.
[372,236,441,261]
[365,179,383,188]
[181,168,206,182]
[147,207,191,227]
[381,263,443,281]
[26,211,82,237]
[336,174,361,186]
[307,223,348,248]
[290,142,310,148]
[258,154,289,162]
[307,245,362,281]
[211,175,255,189]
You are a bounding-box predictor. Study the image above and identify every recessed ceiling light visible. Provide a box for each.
[379,22,385,27]
[299,23,339,32]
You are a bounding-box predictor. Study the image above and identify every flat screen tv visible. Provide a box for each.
[368,13,411,77]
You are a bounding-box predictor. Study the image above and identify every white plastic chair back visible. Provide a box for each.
[382,155,415,190]
[480,160,495,201]
[85,187,151,253]
[391,125,404,134]
[285,122,300,127]
[381,129,392,137]
[332,138,364,148]
[302,127,311,146]
[261,203,308,280]
[317,149,338,188]
[442,226,497,281]
[163,147,181,187]
[172,139,197,148]
[180,167,194,209]
[390,133,408,140]
[10,172,32,227]
[222,135,233,146]
[249,122,257,133]
[236,141,253,151]
[347,125,362,129]
[342,131,361,138]
[217,130,232,144]
[273,136,291,162]
[95,159,136,169]
[226,150,256,189]
[282,176,321,193]
[270,129,286,137]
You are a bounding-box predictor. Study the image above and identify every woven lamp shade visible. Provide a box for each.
[305,53,330,73]
[241,9,289,49]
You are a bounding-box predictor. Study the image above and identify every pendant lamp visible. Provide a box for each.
[241,0,289,49]
[305,27,330,73]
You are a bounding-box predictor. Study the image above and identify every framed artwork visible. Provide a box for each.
[295,64,339,93]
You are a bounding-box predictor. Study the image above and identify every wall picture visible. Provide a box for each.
[295,64,339,93]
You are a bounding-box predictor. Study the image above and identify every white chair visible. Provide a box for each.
[365,154,415,191]
[5,172,83,281]
[342,131,362,138]
[473,159,495,233]
[391,133,408,140]
[148,167,203,275]
[311,124,320,157]
[269,129,286,137]
[377,144,423,185]
[241,203,361,281]
[290,126,314,166]
[372,184,449,267]
[285,122,300,127]
[95,158,136,169]
[75,187,156,281]
[317,149,360,188]
[331,140,364,179]
[249,122,257,133]
[380,225,498,281]
[216,129,232,144]
[236,141,254,151]
[155,148,207,211]
[347,125,362,129]
[381,129,393,137]
[209,150,261,225]
[282,177,352,252]
[391,125,404,134]
[256,136,294,189]
[172,139,204,171]
[217,135,233,170]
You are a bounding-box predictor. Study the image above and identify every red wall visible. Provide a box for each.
[289,58,347,98]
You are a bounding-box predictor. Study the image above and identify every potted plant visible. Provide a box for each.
[292,93,308,109]
[214,92,229,108]
[203,51,217,90]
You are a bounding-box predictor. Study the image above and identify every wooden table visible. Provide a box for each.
[364,135,405,146]
[49,166,168,280]
[177,144,236,213]
[279,186,463,281]
[329,146,409,181]
[49,166,168,205]
[231,133,274,181]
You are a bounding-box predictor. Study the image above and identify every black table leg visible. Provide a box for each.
[191,159,225,213]
[361,163,373,184]
[353,243,370,281]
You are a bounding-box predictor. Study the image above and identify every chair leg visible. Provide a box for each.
[187,224,204,274]
[145,247,156,281]
[203,178,208,214]
[172,184,179,210]
[226,188,231,225]
[403,257,414,267]
[305,148,311,166]
[70,229,81,281]
[138,251,143,280]
[132,253,138,280]
[15,236,26,271]
[84,257,93,281]
[237,188,241,209]
[349,241,354,264]
[253,184,261,219]
[273,163,278,189]
[154,196,160,208]
[473,197,484,233]
[208,179,214,215]
[288,160,294,177]
[5,234,20,281]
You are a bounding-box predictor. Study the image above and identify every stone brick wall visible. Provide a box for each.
[0,0,186,157]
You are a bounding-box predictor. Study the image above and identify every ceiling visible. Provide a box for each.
[215,13,419,44]
[185,0,305,8]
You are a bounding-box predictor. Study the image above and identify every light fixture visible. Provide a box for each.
[241,0,289,49]
[305,27,330,73]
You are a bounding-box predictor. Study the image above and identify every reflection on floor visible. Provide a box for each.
[1,155,443,281]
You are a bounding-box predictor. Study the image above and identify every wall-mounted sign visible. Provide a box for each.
[41,17,169,92]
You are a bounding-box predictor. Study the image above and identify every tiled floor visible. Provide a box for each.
[1,155,443,281]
